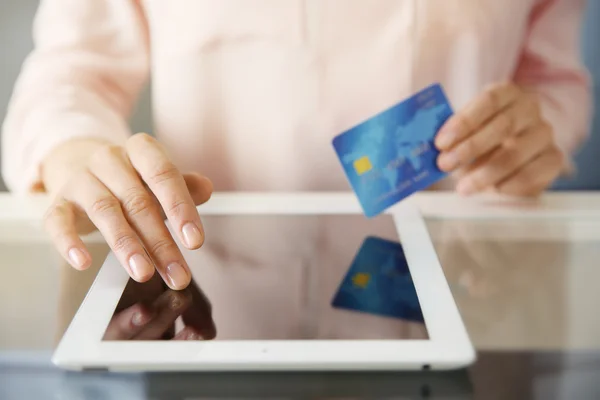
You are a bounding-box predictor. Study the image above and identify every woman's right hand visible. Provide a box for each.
[42,133,213,290]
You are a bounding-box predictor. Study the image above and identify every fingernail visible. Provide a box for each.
[187,331,202,340]
[438,151,459,171]
[131,311,152,326]
[182,222,202,248]
[435,131,455,149]
[68,248,88,270]
[129,254,154,281]
[165,292,183,310]
[166,262,189,290]
[457,180,476,196]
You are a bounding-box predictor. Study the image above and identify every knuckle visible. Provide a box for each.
[497,112,514,136]
[126,133,155,157]
[484,82,501,94]
[122,190,155,218]
[485,87,501,110]
[111,233,139,254]
[148,162,180,185]
[43,201,66,224]
[485,82,520,109]
[43,202,72,237]
[90,144,125,167]
[127,132,154,147]
[455,114,474,135]
[89,195,121,217]
[165,198,188,219]
[148,238,179,259]
[502,81,521,97]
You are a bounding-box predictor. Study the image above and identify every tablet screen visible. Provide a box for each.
[102,215,428,341]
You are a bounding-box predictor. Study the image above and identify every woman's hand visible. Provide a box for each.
[43,133,213,290]
[435,82,565,196]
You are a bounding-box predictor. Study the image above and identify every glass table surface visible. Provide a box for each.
[1,194,599,399]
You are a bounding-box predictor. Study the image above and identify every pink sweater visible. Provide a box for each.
[1,0,591,193]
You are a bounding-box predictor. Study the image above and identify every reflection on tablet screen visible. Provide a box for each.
[102,215,428,341]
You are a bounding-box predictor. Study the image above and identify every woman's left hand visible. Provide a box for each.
[435,82,566,196]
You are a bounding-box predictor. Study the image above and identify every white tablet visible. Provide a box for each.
[53,194,475,371]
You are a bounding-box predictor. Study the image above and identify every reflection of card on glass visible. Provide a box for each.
[332,83,454,217]
[331,236,425,323]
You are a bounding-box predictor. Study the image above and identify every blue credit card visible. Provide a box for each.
[331,236,425,323]
[332,83,453,217]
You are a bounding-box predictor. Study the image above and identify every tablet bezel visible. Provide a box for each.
[52,193,475,371]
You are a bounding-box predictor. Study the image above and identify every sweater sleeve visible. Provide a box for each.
[1,0,149,193]
[513,0,592,172]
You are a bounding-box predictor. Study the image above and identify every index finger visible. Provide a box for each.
[126,133,205,251]
[103,303,155,340]
[133,290,192,340]
[435,82,521,150]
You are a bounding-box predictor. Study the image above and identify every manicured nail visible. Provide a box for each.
[129,254,154,281]
[438,151,459,171]
[131,310,152,326]
[68,248,88,270]
[182,222,202,248]
[167,292,184,310]
[187,331,202,340]
[457,180,476,196]
[435,130,455,150]
[166,262,189,290]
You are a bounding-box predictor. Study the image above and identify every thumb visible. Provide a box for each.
[183,173,213,205]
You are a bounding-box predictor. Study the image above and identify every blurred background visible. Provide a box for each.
[0,0,598,192]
